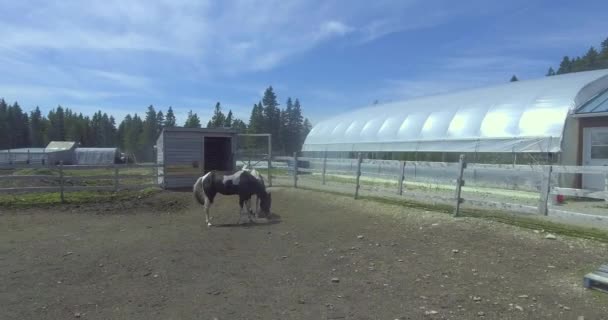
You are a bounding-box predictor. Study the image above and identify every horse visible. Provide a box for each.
[241,164,265,212]
[193,170,271,227]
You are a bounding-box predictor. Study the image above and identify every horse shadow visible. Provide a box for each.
[212,213,282,228]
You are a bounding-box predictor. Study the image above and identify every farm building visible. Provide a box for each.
[0,141,77,165]
[74,148,119,165]
[156,127,238,188]
[303,69,608,189]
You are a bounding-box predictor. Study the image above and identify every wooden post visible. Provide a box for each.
[114,165,119,192]
[354,153,363,199]
[453,154,466,217]
[267,135,272,187]
[293,152,298,188]
[59,161,65,203]
[27,149,30,164]
[322,150,327,185]
[604,173,608,202]
[398,161,406,195]
[538,165,553,216]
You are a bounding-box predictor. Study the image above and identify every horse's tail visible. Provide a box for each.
[193,172,210,206]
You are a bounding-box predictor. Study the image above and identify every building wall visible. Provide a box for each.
[559,116,580,187]
[157,132,164,186]
[158,130,237,188]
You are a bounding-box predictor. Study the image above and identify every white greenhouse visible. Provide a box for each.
[303,69,608,189]
[74,148,118,165]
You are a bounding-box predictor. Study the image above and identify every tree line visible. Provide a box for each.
[0,86,311,161]
[546,37,608,76]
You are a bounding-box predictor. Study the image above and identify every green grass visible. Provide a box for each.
[0,187,160,208]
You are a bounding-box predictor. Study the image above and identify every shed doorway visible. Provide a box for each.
[204,137,233,172]
[582,127,608,190]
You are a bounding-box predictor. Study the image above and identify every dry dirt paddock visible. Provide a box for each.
[2,187,608,320]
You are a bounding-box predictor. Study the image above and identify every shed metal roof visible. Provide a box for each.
[303,69,608,153]
[46,141,76,150]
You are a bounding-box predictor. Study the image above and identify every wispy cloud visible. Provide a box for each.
[84,69,152,90]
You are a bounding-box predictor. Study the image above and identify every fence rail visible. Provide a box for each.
[0,162,162,202]
[269,153,608,229]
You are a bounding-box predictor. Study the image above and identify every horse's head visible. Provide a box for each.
[259,191,272,217]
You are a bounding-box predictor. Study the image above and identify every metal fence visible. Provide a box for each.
[265,153,608,229]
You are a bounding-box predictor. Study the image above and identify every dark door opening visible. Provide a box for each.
[204,137,233,172]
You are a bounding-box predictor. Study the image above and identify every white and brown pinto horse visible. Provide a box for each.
[240,164,265,212]
[193,169,271,227]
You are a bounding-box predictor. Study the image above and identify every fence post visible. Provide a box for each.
[453,154,466,217]
[538,165,553,216]
[27,149,30,164]
[604,173,608,203]
[267,135,273,187]
[114,165,119,192]
[322,150,327,185]
[354,153,363,199]
[293,152,298,188]
[398,161,406,195]
[59,161,65,203]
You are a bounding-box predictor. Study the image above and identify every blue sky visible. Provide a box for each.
[1,0,607,125]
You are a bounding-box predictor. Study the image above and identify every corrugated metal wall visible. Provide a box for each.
[158,130,237,188]
[163,131,203,188]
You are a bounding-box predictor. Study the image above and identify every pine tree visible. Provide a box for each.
[262,86,280,151]
[164,106,176,127]
[0,99,8,149]
[207,102,226,128]
[225,110,233,128]
[140,105,159,161]
[7,102,28,148]
[546,67,556,76]
[292,98,305,151]
[510,75,519,82]
[582,47,600,70]
[156,111,164,133]
[278,109,288,154]
[231,119,247,132]
[30,106,46,147]
[48,106,66,141]
[248,103,264,133]
[117,114,131,150]
[21,112,30,148]
[283,98,294,153]
[302,118,312,146]
[184,110,201,128]
[557,56,572,74]
[123,114,144,161]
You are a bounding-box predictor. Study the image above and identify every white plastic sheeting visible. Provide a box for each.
[303,70,608,153]
[75,148,117,165]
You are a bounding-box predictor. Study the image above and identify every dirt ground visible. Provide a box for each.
[2,188,608,320]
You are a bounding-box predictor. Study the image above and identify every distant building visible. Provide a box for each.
[75,148,119,165]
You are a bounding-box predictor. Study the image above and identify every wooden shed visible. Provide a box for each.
[156,128,238,188]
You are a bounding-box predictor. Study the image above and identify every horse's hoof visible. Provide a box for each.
[207,222,212,227]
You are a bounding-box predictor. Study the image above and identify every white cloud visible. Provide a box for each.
[84,69,152,90]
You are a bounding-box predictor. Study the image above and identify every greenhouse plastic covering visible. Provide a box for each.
[0,148,48,164]
[75,148,117,165]
[303,70,608,153]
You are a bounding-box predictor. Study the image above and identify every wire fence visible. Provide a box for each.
[263,153,608,229]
